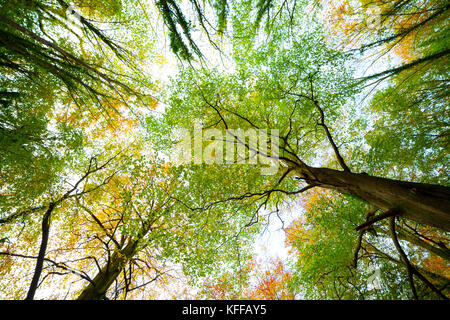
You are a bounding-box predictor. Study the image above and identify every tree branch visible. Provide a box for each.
[308,75,351,172]
[389,217,449,300]
[355,208,398,232]
[389,216,418,299]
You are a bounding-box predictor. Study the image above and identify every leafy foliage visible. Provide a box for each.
[0,0,449,300]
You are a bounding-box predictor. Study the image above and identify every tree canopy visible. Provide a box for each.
[0,0,448,300]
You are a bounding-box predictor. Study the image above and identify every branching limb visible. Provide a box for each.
[280,76,351,172]
[352,208,379,268]
[389,217,449,300]
[308,75,351,172]
[22,155,116,300]
[389,216,419,299]
[355,208,398,232]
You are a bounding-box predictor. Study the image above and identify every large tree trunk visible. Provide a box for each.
[77,240,138,300]
[295,165,450,232]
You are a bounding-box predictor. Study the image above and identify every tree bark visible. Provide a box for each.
[294,165,450,232]
[25,204,54,300]
[77,240,138,300]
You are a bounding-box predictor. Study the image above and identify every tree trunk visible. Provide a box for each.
[295,165,450,232]
[25,204,54,300]
[77,240,138,300]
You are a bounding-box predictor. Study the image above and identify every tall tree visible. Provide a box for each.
[153,16,450,232]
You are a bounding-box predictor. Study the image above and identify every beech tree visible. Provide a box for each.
[0,0,448,300]
[154,17,450,232]
[150,1,449,299]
